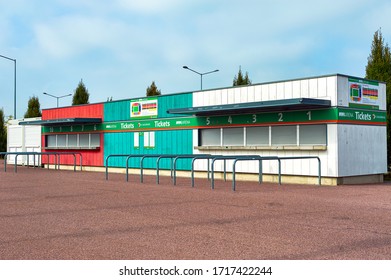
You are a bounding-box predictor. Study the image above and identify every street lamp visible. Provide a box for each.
[183,66,219,90]
[0,54,16,119]
[43,92,72,107]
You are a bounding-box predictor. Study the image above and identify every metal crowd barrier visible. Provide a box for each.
[190,155,215,187]
[231,156,279,191]
[277,156,321,185]
[105,154,131,180]
[172,154,211,185]
[0,151,83,173]
[140,154,197,183]
[104,153,322,191]
[155,154,198,184]
[210,155,266,189]
[126,154,173,182]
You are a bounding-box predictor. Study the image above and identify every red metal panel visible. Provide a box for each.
[42,103,104,120]
[42,134,104,167]
[42,104,104,166]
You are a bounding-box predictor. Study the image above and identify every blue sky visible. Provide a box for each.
[1,0,390,118]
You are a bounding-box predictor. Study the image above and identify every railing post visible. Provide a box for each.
[140,156,147,183]
[259,159,262,184]
[105,155,110,180]
[191,157,196,187]
[4,153,8,172]
[126,155,131,182]
[14,154,19,173]
[173,157,178,185]
[232,159,237,191]
[156,156,162,184]
[211,158,216,190]
[278,158,281,185]
[318,157,321,185]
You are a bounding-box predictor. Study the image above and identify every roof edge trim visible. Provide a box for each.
[19,118,102,126]
[167,98,331,116]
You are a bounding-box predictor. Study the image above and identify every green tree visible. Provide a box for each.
[233,66,251,86]
[146,81,161,96]
[0,108,7,156]
[72,79,90,105]
[24,96,42,118]
[365,29,391,167]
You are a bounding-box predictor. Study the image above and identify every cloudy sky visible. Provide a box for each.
[1,0,390,118]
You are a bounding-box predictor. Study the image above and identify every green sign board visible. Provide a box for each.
[348,78,380,110]
[42,107,386,134]
[338,108,386,123]
[130,97,158,119]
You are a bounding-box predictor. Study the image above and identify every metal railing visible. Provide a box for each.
[103,153,322,191]
[277,156,322,185]
[171,154,211,185]
[0,151,83,173]
[210,155,269,189]
[105,154,132,180]
[231,156,279,191]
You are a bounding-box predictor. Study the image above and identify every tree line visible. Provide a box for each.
[19,66,251,119]
[365,29,391,166]
[22,79,90,119]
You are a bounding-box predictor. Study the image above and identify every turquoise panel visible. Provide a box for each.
[157,93,192,118]
[104,100,131,122]
[103,93,194,171]
[104,129,193,170]
[103,132,133,167]
[103,92,192,122]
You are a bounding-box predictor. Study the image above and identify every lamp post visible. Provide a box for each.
[0,54,16,119]
[183,66,219,90]
[43,92,72,107]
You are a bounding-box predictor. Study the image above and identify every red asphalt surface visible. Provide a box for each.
[1,161,391,260]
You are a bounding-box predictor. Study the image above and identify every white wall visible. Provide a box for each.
[194,123,387,178]
[192,75,340,178]
[194,75,337,106]
[336,76,387,176]
[7,118,42,166]
[193,124,338,177]
[192,74,387,179]
[337,124,387,176]
[7,123,23,164]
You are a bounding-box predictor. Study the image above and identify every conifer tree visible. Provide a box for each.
[72,79,90,105]
[365,29,391,167]
[233,66,251,86]
[24,96,42,118]
[146,81,161,96]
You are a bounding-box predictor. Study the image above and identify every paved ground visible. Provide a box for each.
[1,162,391,260]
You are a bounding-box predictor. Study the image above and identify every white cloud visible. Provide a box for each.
[33,16,133,58]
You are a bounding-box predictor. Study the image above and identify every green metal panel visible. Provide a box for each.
[104,92,192,122]
[104,129,193,170]
[158,93,192,118]
[43,107,387,135]
[104,132,133,167]
[154,129,193,170]
[104,100,131,122]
